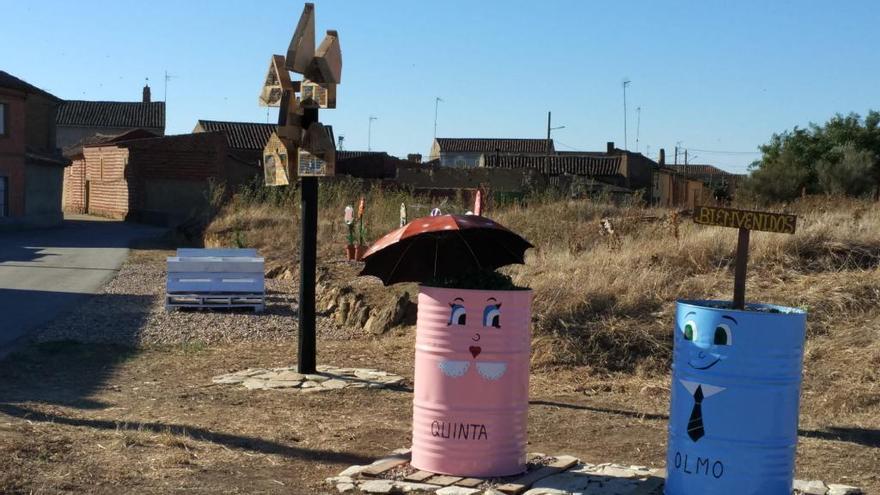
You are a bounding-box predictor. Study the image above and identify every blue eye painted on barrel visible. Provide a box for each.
[448,298,466,326]
[714,323,733,346]
[483,299,502,328]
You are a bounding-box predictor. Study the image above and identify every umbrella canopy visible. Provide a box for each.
[359,215,533,286]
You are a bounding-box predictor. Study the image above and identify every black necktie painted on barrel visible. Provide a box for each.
[687,385,705,441]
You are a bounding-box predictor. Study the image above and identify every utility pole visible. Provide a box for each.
[622,79,631,150]
[368,115,378,151]
[685,148,689,165]
[546,111,565,155]
[433,97,443,141]
[635,106,641,153]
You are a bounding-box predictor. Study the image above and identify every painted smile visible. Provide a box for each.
[688,358,721,370]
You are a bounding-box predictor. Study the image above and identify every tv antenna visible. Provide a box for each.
[622,78,631,150]
[368,115,378,151]
[164,70,177,102]
[433,97,444,140]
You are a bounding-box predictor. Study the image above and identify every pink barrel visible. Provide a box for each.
[411,285,532,477]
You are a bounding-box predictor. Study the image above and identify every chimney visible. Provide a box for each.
[659,148,666,166]
[142,84,151,103]
[606,141,615,154]
[407,153,422,163]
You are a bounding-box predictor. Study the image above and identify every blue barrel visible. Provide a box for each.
[665,300,807,495]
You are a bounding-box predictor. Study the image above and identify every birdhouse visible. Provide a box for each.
[263,132,294,186]
[300,79,336,109]
[297,122,336,176]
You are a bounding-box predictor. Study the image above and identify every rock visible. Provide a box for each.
[264,380,302,389]
[436,487,480,495]
[366,292,410,335]
[338,465,366,477]
[336,482,356,493]
[211,374,246,384]
[321,379,348,389]
[394,481,441,492]
[530,471,595,493]
[794,480,829,495]
[594,465,638,478]
[301,381,320,388]
[353,306,370,328]
[242,378,267,390]
[827,484,862,495]
[274,371,304,381]
[336,298,351,326]
[360,479,395,494]
[523,489,567,495]
[482,490,505,495]
[326,476,354,485]
[305,374,329,382]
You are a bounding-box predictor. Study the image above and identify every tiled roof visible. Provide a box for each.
[120,132,226,152]
[57,100,165,129]
[666,164,735,176]
[436,138,554,154]
[195,120,277,151]
[484,154,624,176]
[337,150,388,160]
[0,71,60,101]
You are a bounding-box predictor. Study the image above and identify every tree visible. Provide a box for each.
[747,111,880,201]
[816,144,876,197]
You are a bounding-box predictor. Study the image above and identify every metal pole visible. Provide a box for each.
[622,79,630,150]
[296,105,319,374]
[298,176,318,373]
[433,97,442,140]
[635,106,641,153]
[546,111,551,153]
[368,115,377,151]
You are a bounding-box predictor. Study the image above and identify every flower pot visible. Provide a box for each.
[665,300,807,495]
[345,245,356,260]
[354,245,367,261]
[411,285,532,477]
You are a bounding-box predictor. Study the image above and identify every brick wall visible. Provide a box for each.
[62,157,86,213]
[83,145,129,218]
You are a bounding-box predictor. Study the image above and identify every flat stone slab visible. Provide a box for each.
[328,450,864,495]
[212,365,405,393]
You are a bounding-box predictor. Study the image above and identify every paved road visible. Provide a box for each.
[0,215,163,351]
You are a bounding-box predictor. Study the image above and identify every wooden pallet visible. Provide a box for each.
[165,293,266,312]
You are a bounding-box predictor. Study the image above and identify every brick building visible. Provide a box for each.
[483,142,656,201]
[0,71,70,229]
[429,138,553,168]
[63,131,253,225]
[193,120,276,169]
[56,85,165,150]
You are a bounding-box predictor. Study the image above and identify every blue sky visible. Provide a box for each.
[2,0,878,173]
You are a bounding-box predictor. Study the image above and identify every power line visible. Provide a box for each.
[686,147,762,155]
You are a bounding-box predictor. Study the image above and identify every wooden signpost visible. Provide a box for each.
[693,205,797,309]
[259,3,343,374]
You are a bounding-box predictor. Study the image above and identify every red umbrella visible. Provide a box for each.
[359,215,533,286]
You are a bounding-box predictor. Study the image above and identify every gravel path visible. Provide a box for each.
[33,255,356,346]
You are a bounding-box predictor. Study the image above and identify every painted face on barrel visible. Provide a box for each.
[678,311,735,371]
[440,296,507,380]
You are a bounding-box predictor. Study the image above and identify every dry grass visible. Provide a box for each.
[205,185,880,379]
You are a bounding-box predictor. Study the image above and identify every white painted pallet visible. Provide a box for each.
[166,248,265,312]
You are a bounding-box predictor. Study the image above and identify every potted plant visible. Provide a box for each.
[358,214,534,478]
[354,197,367,261]
[665,300,806,495]
[666,205,806,495]
[344,205,355,260]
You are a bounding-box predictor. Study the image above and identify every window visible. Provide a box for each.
[0,177,7,217]
[0,103,6,136]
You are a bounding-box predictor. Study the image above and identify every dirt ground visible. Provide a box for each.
[1,246,878,494]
